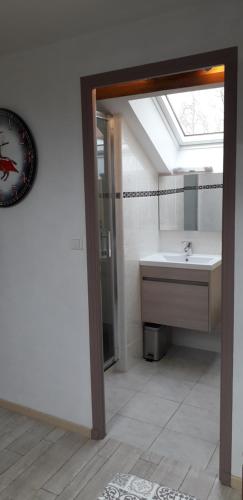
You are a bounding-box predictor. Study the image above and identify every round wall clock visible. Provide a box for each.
[0,109,37,207]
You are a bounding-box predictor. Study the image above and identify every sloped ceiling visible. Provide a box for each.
[99,96,176,174]
[99,95,224,174]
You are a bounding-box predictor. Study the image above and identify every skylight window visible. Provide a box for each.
[157,87,224,146]
[167,88,224,136]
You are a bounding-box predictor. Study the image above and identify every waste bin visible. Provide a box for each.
[143,323,171,361]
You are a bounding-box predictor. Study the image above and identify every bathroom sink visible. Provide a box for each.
[140,252,221,270]
[164,254,215,264]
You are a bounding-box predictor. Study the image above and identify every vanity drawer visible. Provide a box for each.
[141,279,209,332]
[140,265,209,283]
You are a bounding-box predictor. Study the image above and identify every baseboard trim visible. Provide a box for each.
[0,399,91,438]
[231,475,242,491]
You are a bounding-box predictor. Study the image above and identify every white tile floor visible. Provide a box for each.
[105,346,220,473]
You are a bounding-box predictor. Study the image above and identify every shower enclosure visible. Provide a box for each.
[96,112,118,370]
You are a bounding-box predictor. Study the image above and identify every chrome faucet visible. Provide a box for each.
[182,240,193,256]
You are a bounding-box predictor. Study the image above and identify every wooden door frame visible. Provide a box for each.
[80,47,238,486]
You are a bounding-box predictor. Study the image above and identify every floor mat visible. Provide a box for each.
[98,473,197,499]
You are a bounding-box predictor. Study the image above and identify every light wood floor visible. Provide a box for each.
[0,407,240,499]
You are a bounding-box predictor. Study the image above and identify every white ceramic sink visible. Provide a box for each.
[140,252,221,270]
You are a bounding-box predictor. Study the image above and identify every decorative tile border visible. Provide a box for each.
[184,183,223,191]
[123,190,159,198]
[158,188,184,196]
[123,184,223,198]
[99,184,223,200]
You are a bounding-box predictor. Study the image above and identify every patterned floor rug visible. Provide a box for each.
[98,473,197,499]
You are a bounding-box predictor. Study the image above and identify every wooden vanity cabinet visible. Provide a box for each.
[140,265,221,333]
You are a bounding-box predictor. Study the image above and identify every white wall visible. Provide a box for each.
[0,0,242,476]
[122,123,159,368]
[177,146,224,173]
[0,43,92,427]
[172,328,221,353]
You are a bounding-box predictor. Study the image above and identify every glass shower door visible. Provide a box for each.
[96,113,117,370]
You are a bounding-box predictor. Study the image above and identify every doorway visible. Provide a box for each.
[80,48,237,485]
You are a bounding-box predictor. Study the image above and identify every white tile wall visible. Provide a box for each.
[159,230,222,255]
[121,122,159,369]
[119,123,222,363]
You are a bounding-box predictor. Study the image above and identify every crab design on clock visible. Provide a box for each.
[0,109,37,207]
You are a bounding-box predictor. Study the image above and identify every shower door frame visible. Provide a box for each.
[80,47,238,486]
[96,111,119,370]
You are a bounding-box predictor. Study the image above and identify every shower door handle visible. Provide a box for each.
[108,230,112,258]
[100,229,112,259]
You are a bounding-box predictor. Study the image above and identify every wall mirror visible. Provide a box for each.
[159,172,223,232]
